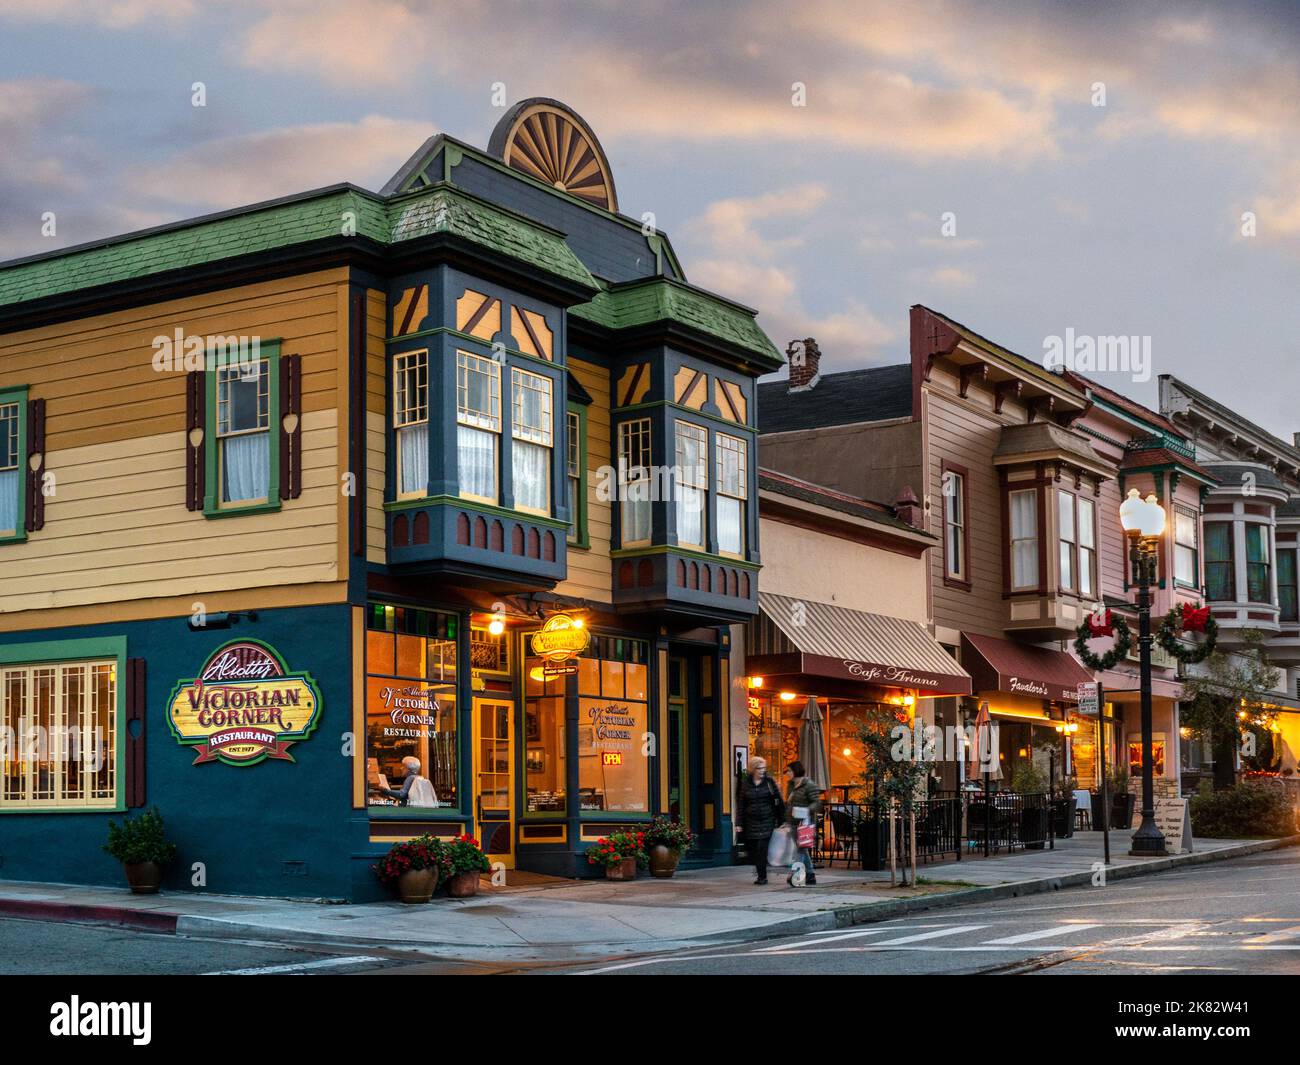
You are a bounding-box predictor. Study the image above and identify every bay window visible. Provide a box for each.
[393,349,429,498]
[1078,497,1096,598]
[618,419,652,546]
[216,358,270,506]
[1058,491,1076,591]
[510,368,553,515]
[1205,522,1234,601]
[1058,492,1096,597]
[674,421,707,550]
[716,432,747,557]
[1008,488,1038,590]
[1174,507,1199,587]
[456,351,500,503]
[1246,523,1272,603]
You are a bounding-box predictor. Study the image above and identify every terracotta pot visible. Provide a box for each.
[397,867,438,904]
[648,845,680,878]
[605,856,638,880]
[445,870,481,898]
[123,862,162,895]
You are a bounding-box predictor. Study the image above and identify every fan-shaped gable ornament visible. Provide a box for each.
[488,98,618,212]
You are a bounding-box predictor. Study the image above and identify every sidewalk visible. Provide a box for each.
[2,830,1294,963]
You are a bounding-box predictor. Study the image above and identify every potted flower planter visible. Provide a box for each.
[397,867,438,904]
[123,861,163,895]
[647,844,681,878]
[445,870,481,898]
[605,856,638,880]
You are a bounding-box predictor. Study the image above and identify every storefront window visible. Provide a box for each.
[523,663,566,814]
[577,637,649,813]
[365,604,458,811]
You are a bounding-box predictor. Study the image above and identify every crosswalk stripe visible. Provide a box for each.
[870,925,986,946]
[1242,924,1300,947]
[753,927,901,952]
[983,924,1101,945]
[203,955,380,976]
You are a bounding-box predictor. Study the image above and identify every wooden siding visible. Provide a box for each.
[0,270,350,614]
[555,357,611,602]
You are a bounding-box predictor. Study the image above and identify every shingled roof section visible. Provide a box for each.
[1202,462,1288,492]
[1120,446,1218,484]
[1063,370,1179,436]
[568,276,781,368]
[757,363,912,434]
[758,468,929,538]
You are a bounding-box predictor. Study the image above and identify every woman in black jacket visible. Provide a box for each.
[736,757,784,884]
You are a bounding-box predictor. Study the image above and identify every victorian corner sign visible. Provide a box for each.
[167,640,323,766]
[529,613,590,677]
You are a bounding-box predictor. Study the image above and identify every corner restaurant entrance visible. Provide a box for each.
[474,697,514,869]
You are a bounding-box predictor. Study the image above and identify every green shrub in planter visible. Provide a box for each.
[103,807,178,866]
[1190,782,1297,839]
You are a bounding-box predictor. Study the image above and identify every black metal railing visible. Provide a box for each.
[814,791,1052,870]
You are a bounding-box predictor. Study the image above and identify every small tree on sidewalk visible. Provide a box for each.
[854,705,929,884]
[1180,628,1280,791]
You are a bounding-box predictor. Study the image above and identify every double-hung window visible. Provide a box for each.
[674,421,707,550]
[511,368,553,515]
[1077,497,1096,598]
[216,358,271,506]
[1057,492,1096,597]
[393,350,429,499]
[1246,523,1272,603]
[1174,507,1199,587]
[1279,548,1298,623]
[618,419,652,547]
[1204,522,1234,601]
[943,469,966,581]
[456,351,500,504]
[1058,492,1076,591]
[566,408,585,544]
[716,432,747,557]
[0,397,20,538]
[1008,488,1038,590]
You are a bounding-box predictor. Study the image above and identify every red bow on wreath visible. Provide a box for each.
[1087,609,1114,638]
[1181,604,1210,632]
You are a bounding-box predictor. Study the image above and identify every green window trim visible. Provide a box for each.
[566,401,589,548]
[203,340,281,518]
[0,385,29,545]
[0,636,128,815]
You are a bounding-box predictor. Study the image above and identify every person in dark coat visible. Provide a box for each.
[784,760,822,886]
[735,756,784,885]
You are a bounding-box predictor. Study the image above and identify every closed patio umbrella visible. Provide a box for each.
[966,701,1002,783]
[799,697,831,791]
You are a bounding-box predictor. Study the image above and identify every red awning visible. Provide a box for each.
[960,632,1093,704]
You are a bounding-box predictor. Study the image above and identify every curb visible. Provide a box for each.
[3,836,1296,954]
[0,897,179,934]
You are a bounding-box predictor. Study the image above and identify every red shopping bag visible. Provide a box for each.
[796,822,816,851]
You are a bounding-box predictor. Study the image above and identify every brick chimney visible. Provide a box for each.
[895,485,922,528]
[786,337,821,391]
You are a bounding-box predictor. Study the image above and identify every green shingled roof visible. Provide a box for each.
[570,277,782,367]
[0,184,595,310]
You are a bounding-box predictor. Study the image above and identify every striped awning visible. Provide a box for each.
[747,593,971,696]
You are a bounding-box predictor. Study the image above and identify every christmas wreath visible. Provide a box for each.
[1156,602,1217,664]
[1074,608,1133,672]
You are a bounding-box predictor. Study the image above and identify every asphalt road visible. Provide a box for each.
[5,848,1300,976]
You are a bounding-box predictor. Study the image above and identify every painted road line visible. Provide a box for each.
[753,927,908,952]
[1242,924,1300,947]
[204,955,382,976]
[983,924,1102,945]
[870,925,987,946]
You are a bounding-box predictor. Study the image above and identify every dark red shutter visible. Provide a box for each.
[280,353,302,500]
[25,397,45,532]
[185,371,205,510]
[125,657,146,808]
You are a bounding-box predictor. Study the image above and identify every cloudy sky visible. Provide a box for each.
[2,0,1298,435]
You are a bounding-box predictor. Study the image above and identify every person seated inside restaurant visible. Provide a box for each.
[371,756,438,807]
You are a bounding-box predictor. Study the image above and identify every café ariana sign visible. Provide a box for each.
[166,640,323,766]
[529,613,590,676]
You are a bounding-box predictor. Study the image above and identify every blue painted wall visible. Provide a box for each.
[0,604,357,899]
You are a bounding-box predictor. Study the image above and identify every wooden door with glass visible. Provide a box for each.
[474,697,515,869]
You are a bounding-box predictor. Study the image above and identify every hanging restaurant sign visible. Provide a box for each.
[529,613,590,677]
[166,640,323,766]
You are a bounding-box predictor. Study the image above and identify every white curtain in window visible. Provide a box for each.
[1010,490,1038,588]
[0,469,17,533]
[718,496,743,554]
[222,433,269,503]
[622,492,652,544]
[458,425,496,500]
[677,485,705,547]
[513,440,548,512]
[398,423,428,496]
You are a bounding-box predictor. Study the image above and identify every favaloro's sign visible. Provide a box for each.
[167,640,323,766]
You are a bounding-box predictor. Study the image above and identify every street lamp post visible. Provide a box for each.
[1119,488,1168,857]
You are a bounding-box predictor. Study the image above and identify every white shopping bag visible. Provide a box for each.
[767,825,796,867]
